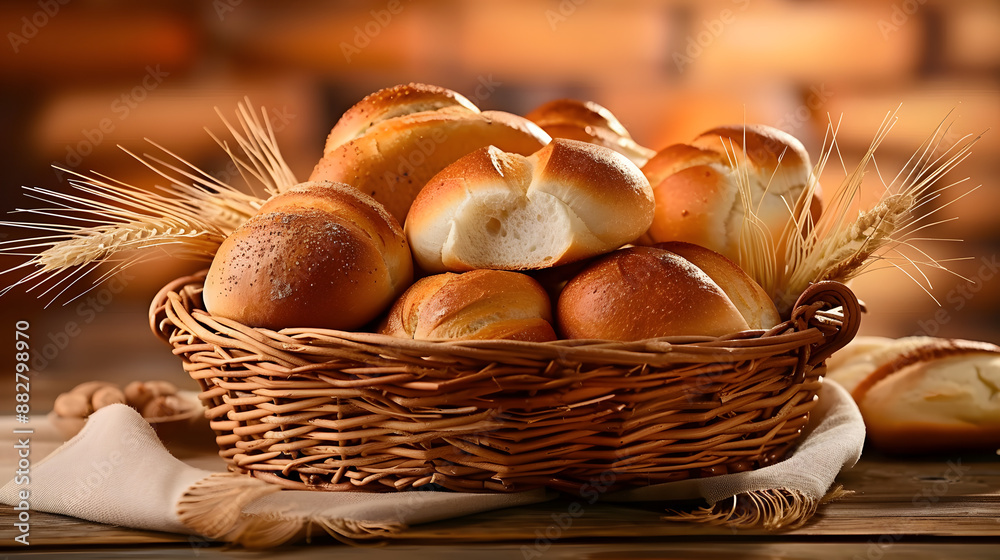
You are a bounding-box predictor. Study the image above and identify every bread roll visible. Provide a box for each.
[556,246,750,341]
[309,83,550,223]
[405,139,654,273]
[640,125,820,271]
[832,337,1000,454]
[203,181,413,331]
[652,241,780,329]
[526,98,656,167]
[379,269,557,342]
[323,82,479,155]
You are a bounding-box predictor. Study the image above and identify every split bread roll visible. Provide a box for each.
[640,124,821,271]
[203,181,413,331]
[405,138,654,273]
[379,269,557,342]
[828,336,1000,453]
[526,98,656,167]
[309,83,550,223]
[556,245,778,341]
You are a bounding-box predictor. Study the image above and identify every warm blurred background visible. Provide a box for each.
[1,0,998,406]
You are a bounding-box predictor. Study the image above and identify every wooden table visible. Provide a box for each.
[2,444,998,559]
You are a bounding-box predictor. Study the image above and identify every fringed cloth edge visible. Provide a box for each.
[662,484,852,531]
[176,472,405,548]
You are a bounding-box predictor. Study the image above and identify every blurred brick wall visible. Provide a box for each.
[0,0,997,400]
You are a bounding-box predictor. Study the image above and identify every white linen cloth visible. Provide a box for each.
[1,380,864,545]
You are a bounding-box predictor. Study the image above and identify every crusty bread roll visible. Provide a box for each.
[556,246,751,340]
[323,82,479,155]
[640,125,820,271]
[203,181,413,331]
[309,83,550,223]
[379,269,557,342]
[652,241,780,329]
[405,139,654,273]
[526,98,656,167]
[828,337,1000,454]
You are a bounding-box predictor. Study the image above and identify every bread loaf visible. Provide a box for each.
[556,245,751,340]
[379,269,557,342]
[640,125,820,271]
[405,138,654,273]
[828,336,1000,453]
[526,98,656,167]
[203,181,413,331]
[309,83,550,223]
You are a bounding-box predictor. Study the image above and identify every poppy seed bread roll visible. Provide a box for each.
[309,83,550,223]
[405,138,654,273]
[379,269,557,342]
[203,181,413,331]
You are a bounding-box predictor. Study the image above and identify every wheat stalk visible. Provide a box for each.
[754,108,983,315]
[0,99,298,306]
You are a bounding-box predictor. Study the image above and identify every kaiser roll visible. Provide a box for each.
[203,181,413,331]
[379,269,557,342]
[309,83,550,223]
[526,98,656,167]
[640,125,821,272]
[556,245,751,341]
[405,138,654,273]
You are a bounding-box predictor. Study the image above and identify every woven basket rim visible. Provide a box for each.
[150,270,861,371]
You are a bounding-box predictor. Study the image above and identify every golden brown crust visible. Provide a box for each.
[652,241,780,330]
[378,269,556,342]
[310,108,549,224]
[640,124,818,270]
[324,83,479,156]
[203,181,413,331]
[829,336,1000,454]
[851,338,1000,404]
[556,246,749,341]
[526,98,655,166]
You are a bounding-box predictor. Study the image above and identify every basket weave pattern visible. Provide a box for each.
[150,272,860,493]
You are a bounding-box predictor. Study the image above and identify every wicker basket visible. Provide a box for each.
[150,271,860,494]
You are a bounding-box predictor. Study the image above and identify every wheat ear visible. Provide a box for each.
[0,99,298,305]
[770,108,982,314]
